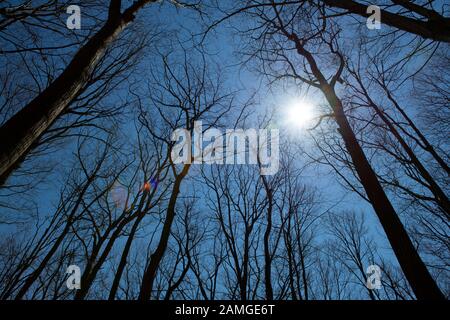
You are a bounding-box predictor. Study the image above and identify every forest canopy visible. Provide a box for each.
[0,0,448,301]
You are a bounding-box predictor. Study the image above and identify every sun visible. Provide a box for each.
[285,100,315,129]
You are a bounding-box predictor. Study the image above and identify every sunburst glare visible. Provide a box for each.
[285,99,315,129]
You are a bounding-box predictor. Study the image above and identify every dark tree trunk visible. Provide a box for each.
[138,164,190,300]
[368,100,450,217]
[0,0,155,185]
[14,163,103,300]
[326,85,445,300]
[322,0,450,43]
[287,33,445,299]
[109,191,150,300]
[74,215,133,300]
[261,174,274,300]
[0,22,122,184]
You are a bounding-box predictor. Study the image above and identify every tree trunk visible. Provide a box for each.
[322,0,450,43]
[368,100,450,217]
[109,191,150,300]
[287,33,445,299]
[261,174,274,300]
[138,164,190,300]
[14,167,100,300]
[0,0,156,185]
[74,215,133,300]
[324,84,445,300]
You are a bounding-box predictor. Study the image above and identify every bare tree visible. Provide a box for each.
[222,1,445,299]
[325,211,380,300]
[0,135,123,299]
[136,47,238,300]
[0,0,200,184]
